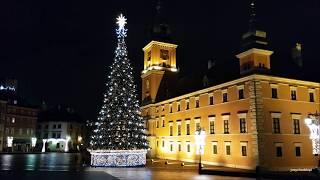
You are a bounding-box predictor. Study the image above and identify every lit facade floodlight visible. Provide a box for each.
[305,117,314,125]
[65,135,71,152]
[77,136,82,143]
[305,116,320,155]
[42,139,47,152]
[195,129,206,155]
[7,136,13,148]
[31,137,37,147]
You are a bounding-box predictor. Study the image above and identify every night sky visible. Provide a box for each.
[0,0,319,121]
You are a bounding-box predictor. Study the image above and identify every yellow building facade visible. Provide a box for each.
[141,38,320,172]
[141,1,319,170]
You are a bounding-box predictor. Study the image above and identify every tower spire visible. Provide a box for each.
[236,0,273,76]
[150,0,172,42]
[249,0,257,30]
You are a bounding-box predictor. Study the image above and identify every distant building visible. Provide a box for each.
[0,80,38,152]
[37,105,85,152]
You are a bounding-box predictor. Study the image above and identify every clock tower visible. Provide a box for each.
[141,0,178,104]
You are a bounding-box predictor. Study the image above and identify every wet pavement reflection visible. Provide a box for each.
[0,153,82,171]
[0,153,254,180]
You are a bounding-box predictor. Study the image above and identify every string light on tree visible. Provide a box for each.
[89,14,148,167]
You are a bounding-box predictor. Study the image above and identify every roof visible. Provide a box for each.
[38,105,83,123]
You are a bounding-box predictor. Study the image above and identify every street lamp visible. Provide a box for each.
[65,135,71,152]
[195,128,206,173]
[305,113,320,169]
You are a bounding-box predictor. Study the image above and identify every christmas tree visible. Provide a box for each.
[90,14,148,152]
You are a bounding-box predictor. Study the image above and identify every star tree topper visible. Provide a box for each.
[116,14,127,30]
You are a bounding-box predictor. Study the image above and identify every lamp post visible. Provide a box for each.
[305,112,320,169]
[195,128,206,174]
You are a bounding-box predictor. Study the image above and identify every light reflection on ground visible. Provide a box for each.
[0,153,253,180]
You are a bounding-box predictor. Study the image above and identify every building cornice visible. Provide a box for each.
[142,41,178,51]
[142,74,320,109]
[236,48,273,59]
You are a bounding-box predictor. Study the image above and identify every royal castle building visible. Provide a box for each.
[141,1,319,171]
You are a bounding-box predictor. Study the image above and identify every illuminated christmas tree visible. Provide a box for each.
[89,14,148,167]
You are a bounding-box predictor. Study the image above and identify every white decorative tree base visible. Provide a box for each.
[90,150,147,167]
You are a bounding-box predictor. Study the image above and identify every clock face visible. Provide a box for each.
[160,49,169,60]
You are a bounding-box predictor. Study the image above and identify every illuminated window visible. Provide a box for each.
[239,89,244,99]
[170,142,174,152]
[309,92,315,102]
[293,119,300,134]
[309,89,315,102]
[178,143,181,152]
[223,120,229,134]
[276,146,282,157]
[225,142,231,155]
[273,118,281,134]
[237,85,244,100]
[195,97,199,108]
[186,121,190,135]
[295,146,301,157]
[241,142,248,156]
[209,94,214,105]
[240,118,247,133]
[222,90,228,103]
[187,143,191,153]
[162,117,165,127]
[290,87,297,100]
[177,123,181,136]
[209,120,215,134]
[195,117,201,132]
[212,142,218,154]
[271,87,278,98]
